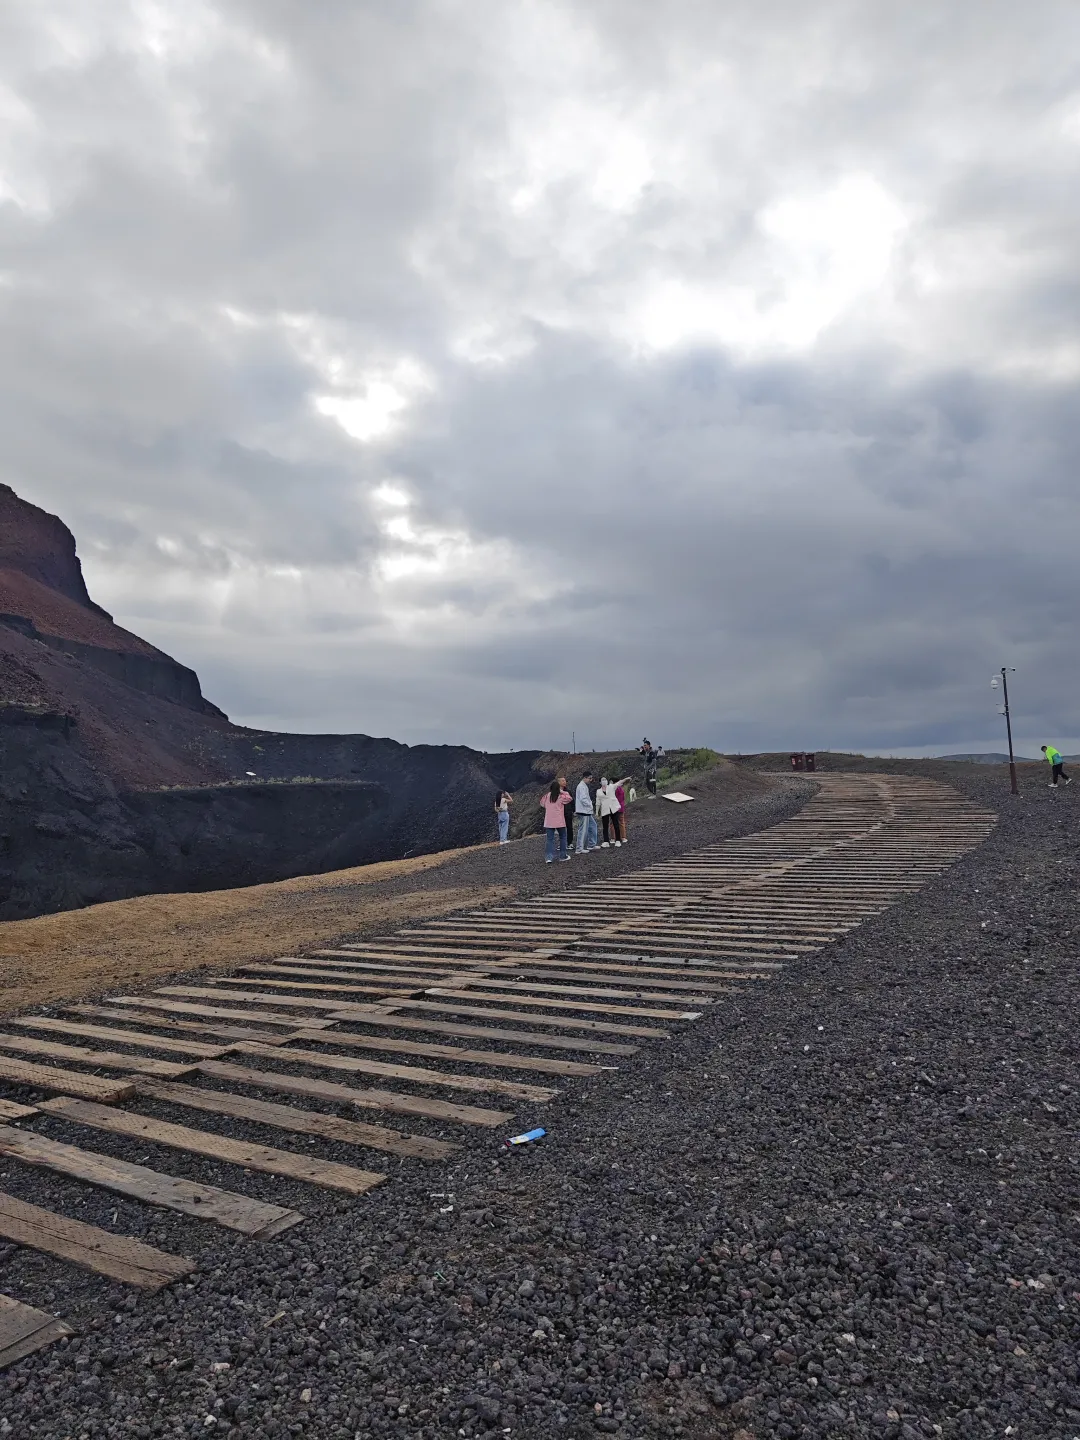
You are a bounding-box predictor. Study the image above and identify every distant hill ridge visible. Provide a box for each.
[935,752,1041,764]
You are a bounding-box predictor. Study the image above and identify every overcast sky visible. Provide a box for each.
[2,1,1079,754]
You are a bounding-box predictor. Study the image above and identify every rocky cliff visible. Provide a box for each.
[0,484,539,918]
[0,484,222,716]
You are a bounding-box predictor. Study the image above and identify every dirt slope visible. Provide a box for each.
[0,847,507,1013]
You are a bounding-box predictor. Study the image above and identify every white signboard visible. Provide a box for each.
[661,791,695,803]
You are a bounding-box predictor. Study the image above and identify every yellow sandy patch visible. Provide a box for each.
[0,845,511,1014]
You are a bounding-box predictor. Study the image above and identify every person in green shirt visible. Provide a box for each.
[1041,744,1071,787]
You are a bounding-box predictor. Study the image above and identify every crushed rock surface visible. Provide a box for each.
[0,763,1078,1440]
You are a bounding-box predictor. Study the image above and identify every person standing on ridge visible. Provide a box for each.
[494,790,513,844]
[540,778,573,862]
[1041,744,1072,787]
[574,770,595,853]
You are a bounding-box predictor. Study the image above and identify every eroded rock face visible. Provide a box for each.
[0,484,222,714]
[0,484,540,918]
[0,483,103,611]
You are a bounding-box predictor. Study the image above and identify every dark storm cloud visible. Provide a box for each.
[1,0,1078,752]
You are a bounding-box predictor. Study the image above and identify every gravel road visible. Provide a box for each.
[1,761,1077,1440]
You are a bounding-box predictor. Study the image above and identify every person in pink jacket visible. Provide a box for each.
[539,778,573,863]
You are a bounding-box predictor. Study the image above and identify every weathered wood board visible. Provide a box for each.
[0,1191,193,1290]
[134,1080,455,1161]
[0,1126,302,1238]
[110,997,334,1029]
[233,1041,556,1103]
[286,1029,602,1076]
[0,1034,198,1080]
[196,1060,511,1128]
[0,1100,38,1122]
[0,1293,73,1369]
[323,1010,638,1056]
[12,1017,228,1058]
[37,1098,385,1197]
[0,1057,134,1104]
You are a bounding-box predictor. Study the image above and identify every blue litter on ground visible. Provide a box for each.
[505,1127,546,1146]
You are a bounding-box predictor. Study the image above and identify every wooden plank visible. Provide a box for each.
[453,977,718,1005]
[212,976,418,998]
[298,958,733,996]
[322,945,553,963]
[496,963,752,990]
[0,1057,134,1104]
[323,1010,638,1056]
[0,1190,193,1290]
[11,1017,228,1058]
[0,1034,198,1080]
[64,1007,294,1047]
[349,999,667,1039]
[196,1060,512,1129]
[0,1126,302,1239]
[0,1293,73,1369]
[287,1029,603,1077]
[232,1041,557,1103]
[312,948,508,966]
[134,1080,456,1161]
[37,1098,385,1198]
[247,962,448,984]
[0,1100,38,1122]
[113,996,336,1027]
[154,986,393,1013]
[419,988,699,1022]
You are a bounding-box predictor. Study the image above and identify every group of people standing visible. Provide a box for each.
[542,771,631,862]
[493,770,632,862]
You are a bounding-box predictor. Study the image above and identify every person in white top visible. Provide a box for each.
[573,771,595,853]
[596,776,623,847]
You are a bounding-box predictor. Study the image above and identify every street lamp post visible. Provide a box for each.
[991,668,1019,795]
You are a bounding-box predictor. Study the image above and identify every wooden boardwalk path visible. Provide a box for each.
[0,773,995,1357]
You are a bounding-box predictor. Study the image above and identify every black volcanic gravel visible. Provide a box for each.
[1,762,1078,1440]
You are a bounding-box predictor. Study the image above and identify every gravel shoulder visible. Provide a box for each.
[2,761,1077,1440]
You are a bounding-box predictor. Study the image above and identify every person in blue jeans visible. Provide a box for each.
[540,779,572,862]
[494,790,513,843]
[574,770,596,853]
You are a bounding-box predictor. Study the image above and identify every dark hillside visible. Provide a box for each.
[0,484,540,919]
